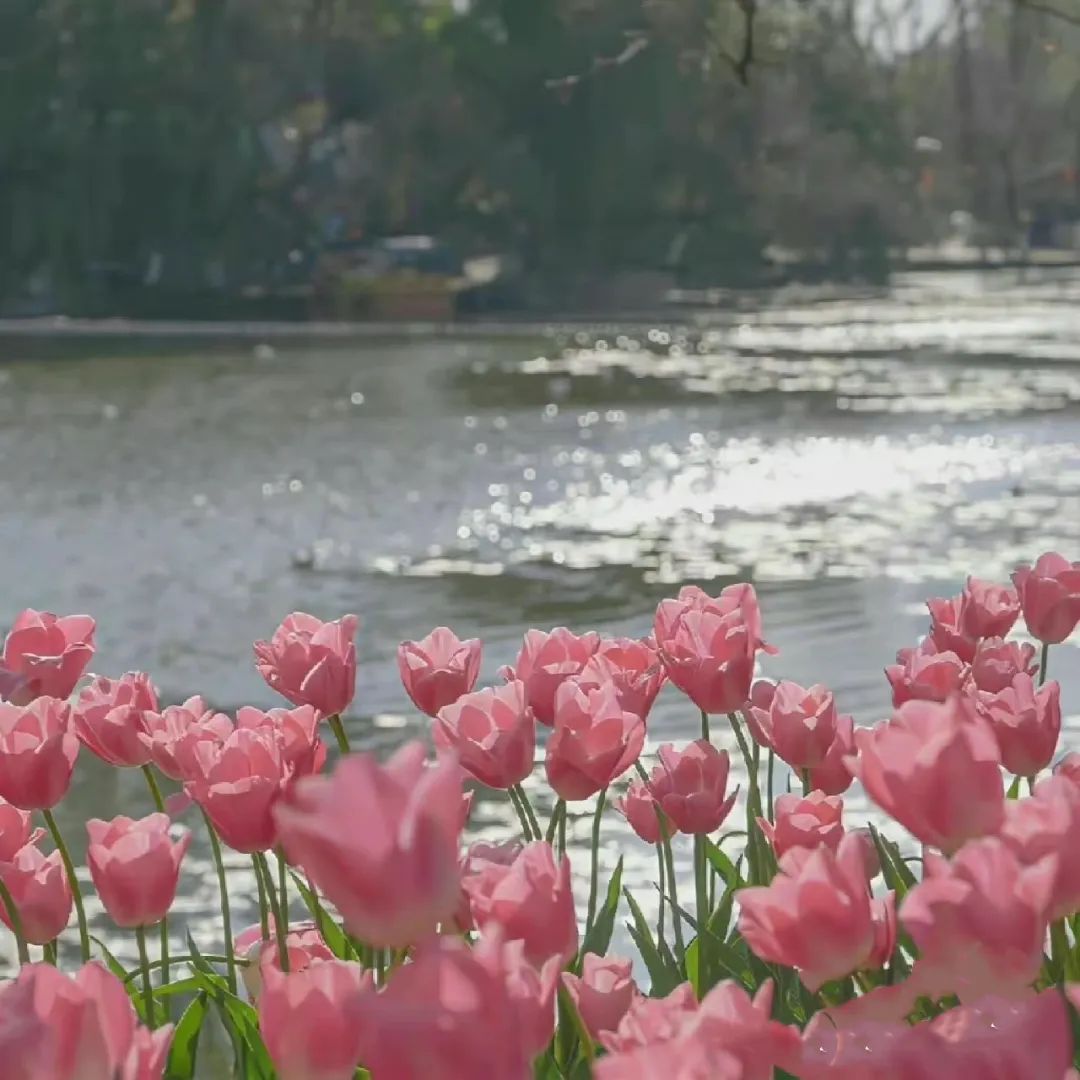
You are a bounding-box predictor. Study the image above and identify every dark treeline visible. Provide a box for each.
[2,0,1080,312]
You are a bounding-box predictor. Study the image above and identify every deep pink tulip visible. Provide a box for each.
[647,740,737,836]
[807,712,856,795]
[656,610,755,715]
[185,727,290,853]
[959,576,1020,640]
[481,935,562,1057]
[546,680,644,800]
[73,672,158,768]
[236,705,326,780]
[970,637,1038,693]
[433,680,535,790]
[758,791,844,858]
[0,697,79,810]
[452,838,523,932]
[615,777,672,844]
[654,583,776,656]
[0,610,95,705]
[901,838,1054,1000]
[849,695,1004,854]
[258,960,370,1080]
[463,840,578,967]
[0,842,72,944]
[354,936,536,1080]
[254,612,358,716]
[927,594,978,663]
[600,982,699,1053]
[738,835,895,991]
[398,627,482,717]
[1000,775,1080,921]
[978,674,1061,778]
[577,637,667,721]
[138,697,233,781]
[0,797,42,861]
[885,641,968,707]
[5,961,170,1080]
[274,741,462,947]
[499,627,601,726]
[86,813,191,928]
[1012,551,1080,644]
[749,681,839,771]
[561,954,638,1039]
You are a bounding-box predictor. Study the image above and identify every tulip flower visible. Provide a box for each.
[0,797,42,862]
[600,983,699,1053]
[654,583,776,656]
[73,672,158,768]
[748,681,839,771]
[236,705,326,780]
[970,637,1037,694]
[978,674,1061,778]
[433,680,535,790]
[0,697,79,810]
[0,842,72,944]
[138,696,233,781]
[483,936,562,1057]
[577,637,666,721]
[958,576,1020,640]
[236,921,336,1001]
[615,777,672,843]
[1012,551,1080,644]
[758,791,845,858]
[885,642,968,707]
[806,712,856,795]
[499,627,600,726]
[254,612,358,716]
[452,839,522,932]
[656,609,756,715]
[646,740,736,835]
[926,594,977,663]
[398,627,482,717]
[274,741,462,947]
[86,813,191,928]
[0,609,95,705]
[561,955,639,1039]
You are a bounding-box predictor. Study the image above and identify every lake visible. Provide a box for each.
[2,267,1079,965]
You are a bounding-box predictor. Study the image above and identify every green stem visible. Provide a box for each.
[585,788,608,938]
[252,853,270,942]
[375,948,386,985]
[700,708,711,743]
[42,809,89,962]
[802,768,811,796]
[141,764,166,812]
[661,835,686,961]
[327,713,351,755]
[545,799,565,845]
[199,808,237,995]
[140,766,171,992]
[694,834,709,998]
[276,850,289,936]
[123,953,248,984]
[655,840,667,944]
[136,924,155,1028]
[256,853,289,973]
[42,940,57,965]
[0,877,30,964]
[558,802,567,862]
[767,750,775,823]
[507,785,535,842]
[725,712,754,774]
[1039,642,1050,687]
[510,783,542,842]
[1051,918,1069,979]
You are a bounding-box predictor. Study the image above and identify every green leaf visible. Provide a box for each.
[154,976,203,999]
[289,871,356,960]
[1006,775,1022,800]
[703,839,745,890]
[580,856,622,961]
[623,889,681,996]
[165,991,208,1080]
[868,824,916,895]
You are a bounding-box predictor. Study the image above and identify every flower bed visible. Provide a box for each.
[0,552,1079,1077]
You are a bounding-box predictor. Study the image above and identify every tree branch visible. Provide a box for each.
[1014,0,1080,27]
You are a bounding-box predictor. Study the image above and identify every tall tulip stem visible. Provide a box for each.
[327,713,351,755]
[42,808,89,962]
[135,924,155,1028]
[255,852,289,973]
[694,834,710,997]
[141,765,171,989]
[199,807,237,994]
[585,788,608,937]
[510,783,542,841]
[1039,642,1050,687]
[0,877,30,964]
[700,708,711,743]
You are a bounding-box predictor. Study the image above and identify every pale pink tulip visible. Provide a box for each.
[970,637,1038,693]
[807,712,856,795]
[600,982,699,1053]
[121,1027,174,1080]
[927,594,977,663]
[0,610,95,705]
[656,610,755,716]
[1012,552,1080,644]
[236,705,326,780]
[577,637,667,721]
[73,672,158,767]
[500,627,601,726]
[138,697,232,781]
[561,954,638,1039]
[758,791,844,858]
[885,642,968,707]
[750,681,839,771]
[480,935,561,1057]
[0,973,57,1078]
[452,839,522,932]
[0,797,41,862]
[653,583,776,655]
[615,777,672,844]
[236,920,336,1002]
[254,612,358,716]
[0,697,79,810]
[978,674,1061,778]
[594,1040,743,1079]
[959,577,1020,640]
[648,740,736,835]
[0,843,72,944]
[398,627,482,717]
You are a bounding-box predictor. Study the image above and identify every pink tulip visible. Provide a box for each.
[463,840,578,967]
[1012,551,1080,644]
[254,612,358,716]
[0,697,79,810]
[0,610,95,705]
[1000,775,1080,921]
[615,777,672,844]
[481,935,562,1057]
[577,637,667,721]
[274,741,462,947]
[738,835,895,991]
[121,1027,174,1080]
[806,712,856,795]
[901,838,1054,1000]
[927,594,978,663]
[354,936,536,1080]
[758,791,844,858]
[594,1039,743,1080]
[433,680,535,790]
[885,641,968,707]
[546,680,645,800]
[749,681,839,771]
[453,839,522,932]
[236,920,337,1001]
[742,678,775,747]
[600,982,699,1053]
[0,842,72,944]
[647,740,737,836]
[0,797,42,861]
[654,583,776,656]
[73,672,158,768]
[1057,752,1080,787]
[958,576,1020,640]
[86,813,190,928]
[185,727,290,853]
[656,609,755,715]
[398,627,482,717]
[258,960,370,1080]
[978,674,1061,778]
[970,637,1038,693]
[0,973,58,1078]
[849,695,1004,854]
[236,705,326,780]
[561,954,638,1039]
[138,697,233,781]
[500,627,600,726]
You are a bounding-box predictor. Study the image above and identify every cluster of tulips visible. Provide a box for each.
[1,552,1080,1078]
